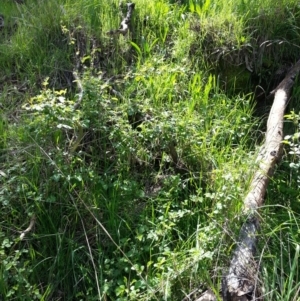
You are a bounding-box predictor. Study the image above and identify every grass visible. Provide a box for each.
[1,0,300,300]
[260,205,300,301]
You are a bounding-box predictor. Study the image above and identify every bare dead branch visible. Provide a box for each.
[184,59,300,301]
[223,58,300,300]
[20,215,36,240]
[73,3,135,110]
[107,3,135,36]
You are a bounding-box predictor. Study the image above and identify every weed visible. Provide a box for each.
[1,0,300,300]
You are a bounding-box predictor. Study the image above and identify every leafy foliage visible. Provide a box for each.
[1,0,300,300]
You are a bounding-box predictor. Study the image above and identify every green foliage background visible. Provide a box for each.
[0,0,300,300]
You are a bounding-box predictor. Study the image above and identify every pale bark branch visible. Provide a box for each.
[223,59,300,300]
[107,3,135,36]
[186,59,300,301]
[20,215,36,240]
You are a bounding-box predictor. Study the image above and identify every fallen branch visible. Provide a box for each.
[185,59,300,301]
[223,59,300,300]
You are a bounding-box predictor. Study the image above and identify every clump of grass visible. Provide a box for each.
[260,206,300,301]
[0,59,257,299]
[1,0,300,300]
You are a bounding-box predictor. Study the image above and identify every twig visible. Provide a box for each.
[107,3,135,36]
[20,215,36,240]
[181,287,203,301]
[104,76,125,100]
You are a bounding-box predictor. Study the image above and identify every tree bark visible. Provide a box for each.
[190,59,300,301]
[223,59,300,300]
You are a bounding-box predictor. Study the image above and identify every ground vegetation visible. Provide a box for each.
[1,0,300,300]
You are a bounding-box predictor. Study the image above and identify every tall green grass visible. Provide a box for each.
[1,0,300,300]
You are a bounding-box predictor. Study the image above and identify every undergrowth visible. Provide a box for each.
[1,0,300,300]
